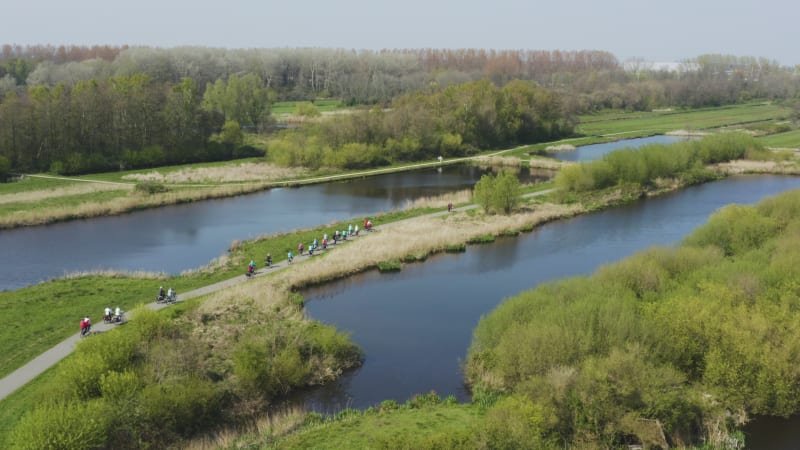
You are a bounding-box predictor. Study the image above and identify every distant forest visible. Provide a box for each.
[0,45,798,175]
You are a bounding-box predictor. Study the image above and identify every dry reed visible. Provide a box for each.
[0,183,132,205]
[61,269,167,280]
[182,404,305,450]
[122,162,308,184]
[403,189,472,209]
[471,155,525,168]
[713,160,800,175]
[0,183,272,229]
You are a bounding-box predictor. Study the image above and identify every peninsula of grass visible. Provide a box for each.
[261,394,481,449]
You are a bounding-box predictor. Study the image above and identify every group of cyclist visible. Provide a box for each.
[81,217,385,336]
[253,219,377,274]
[79,306,123,337]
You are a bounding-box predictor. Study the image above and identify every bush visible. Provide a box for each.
[473,171,521,214]
[10,399,110,450]
[377,259,402,272]
[134,181,168,195]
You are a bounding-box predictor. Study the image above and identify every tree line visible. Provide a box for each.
[0,74,274,174]
[267,79,572,170]
[1,45,798,175]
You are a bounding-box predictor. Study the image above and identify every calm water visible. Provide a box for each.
[552,135,686,161]
[300,174,800,448]
[0,165,547,291]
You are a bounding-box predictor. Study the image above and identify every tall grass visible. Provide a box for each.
[121,162,308,184]
[0,182,131,205]
[0,183,271,229]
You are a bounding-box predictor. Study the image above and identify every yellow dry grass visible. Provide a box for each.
[0,183,132,205]
[197,202,583,316]
[403,189,472,209]
[472,155,525,168]
[0,183,272,229]
[122,162,308,184]
[713,159,800,175]
[61,269,167,280]
[182,405,305,450]
[528,157,573,170]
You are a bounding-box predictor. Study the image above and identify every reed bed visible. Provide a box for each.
[122,162,308,184]
[471,155,525,168]
[0,183,272,229]
[0,182,132,205]
[713,159,800,175]
[183,405,305,450]
[61,269,167,280]
[402,189,472,209]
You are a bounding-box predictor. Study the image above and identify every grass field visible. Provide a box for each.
[759,129,800,148]
[576,102,790,136]
[271,401,480,449]
[271,99,346,115]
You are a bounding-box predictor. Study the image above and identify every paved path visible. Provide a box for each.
[0,187,555,401]
[0,227,370,401]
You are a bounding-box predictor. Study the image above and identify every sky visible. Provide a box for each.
[3,0,798,66]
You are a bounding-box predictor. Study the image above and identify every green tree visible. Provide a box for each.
[473,171,521,214]
[0,155,10,182]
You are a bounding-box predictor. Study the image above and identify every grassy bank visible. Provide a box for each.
[576,102,790,136]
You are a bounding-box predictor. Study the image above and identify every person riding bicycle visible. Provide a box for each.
[247,260,256,276]
[298,243,304,255]
[104,306,112,322]
[167,287,175,301]
[287,251,294,263]
[114,307,123,322]
[158,286,165,300]
[80,316,91,337]
[265,253,272,267]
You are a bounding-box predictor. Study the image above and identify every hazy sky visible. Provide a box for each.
[3,0,798,65]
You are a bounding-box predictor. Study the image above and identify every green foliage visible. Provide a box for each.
[467,234,495,244]
[134,180,168,194]
[10,399,110,450]
[377,259,402,272]
[473,171,521,214]
[294,101,321,117]
[0,155,10,182]
[445,243,466,252]
[466,188,800,447]
[555,133,762,193]
[201,73,273,129]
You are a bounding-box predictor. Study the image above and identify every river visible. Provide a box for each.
[551,135,686,161]
[0,165,546,291]
[299,175,800,449]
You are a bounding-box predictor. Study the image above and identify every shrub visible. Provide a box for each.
[134,181,168,195]
[473,171,521,214]
[10,399,110,450]
[377,259,402,272]
[445,243,466,253]
[468,234,495,244]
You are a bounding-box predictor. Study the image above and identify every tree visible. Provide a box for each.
[0,155,10,181]
[473,171,521,214]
